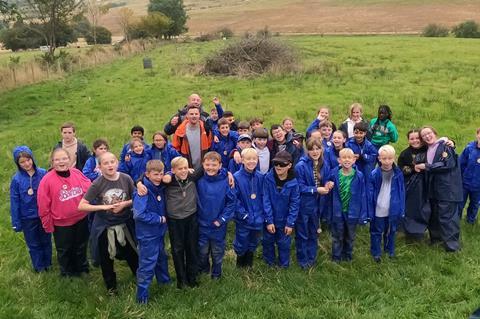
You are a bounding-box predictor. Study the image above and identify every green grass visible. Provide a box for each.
[1,35,480,318]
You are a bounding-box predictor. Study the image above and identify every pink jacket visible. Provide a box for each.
[37,168,91,233]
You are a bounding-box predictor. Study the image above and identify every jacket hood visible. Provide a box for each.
[13,145,37,171]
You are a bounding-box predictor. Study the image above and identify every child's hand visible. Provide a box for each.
[213,97,220,105]
[227,172,235,188]
[284,226,293,236]
[267,224,275,234]
[213,135,219,143]
[188,168,195,174]
[162,174,172,184]
[137,182,148,196]
[325,181,334,190]
[160,216,167,224]
[111,202,125,214]
[317,187,330,195]
[414,163,426,172]
[213,220,221,227]
[354,154,360,160]
[125,154,131,162]
[233,151,242,164]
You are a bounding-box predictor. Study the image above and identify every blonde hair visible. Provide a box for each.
[378,145,396,157]
[349,103,363,116]
[146,160,165,173]
[171,156,188,169]
[241,148,258,159]
[339,148,354,157]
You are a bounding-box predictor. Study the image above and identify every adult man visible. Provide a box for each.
[164,94,214,135]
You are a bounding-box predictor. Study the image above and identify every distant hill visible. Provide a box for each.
[28,0,480,36]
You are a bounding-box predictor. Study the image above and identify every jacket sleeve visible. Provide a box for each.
[263,181,274,225]
[306,119,320,135]
[218,186,236,225]
[37,178,54,233]
[9,178,22,232]
[234,180,248,221]
[82,158,99,181]
[164,115,180,136]
[459,146,470,174]
[387,121,399,143]
[77,142,91,170]
[398,173,406,217]
[359,175,368,224]
[367,172,376,220]
[133,193,161,225]
[215,103,224,118]
[295,165,317,194]
[168,145,181,160]
[286,184,300,227]
[363,143,378,164]
[426,145,458,172]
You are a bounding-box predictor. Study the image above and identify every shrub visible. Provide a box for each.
[85,26,112,45]
[195,33,219,42]
[216,27,234,39]
[422,23,449,37]
[452,20,480,38]
[203,35,298,76]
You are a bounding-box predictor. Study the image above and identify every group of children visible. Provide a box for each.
[9,99,480,304]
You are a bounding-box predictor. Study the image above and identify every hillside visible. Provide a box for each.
[100,0,480,36]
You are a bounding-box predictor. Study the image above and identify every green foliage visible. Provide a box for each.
[148,0,188,38]
[452,20,480,38]
[35,50,77,71]
[422,23,449,37]
[217,27,234,39]
[0,36,479,318]
[0,22,45,51]
[138,11,171,39]
[85,26,112,44]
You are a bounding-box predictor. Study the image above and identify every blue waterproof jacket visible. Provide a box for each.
[324,147,341,170]
[133,176,167,239]
[10,146,47,232]
[328,167,367,224]
[233,166,265,230]
[197,168,236,228]
[263,170,300,227]
[120,151,150,182]
[345,138,378,179]
[368,166,405,221]
[119,141,150,166]
[212,131,239,168]
[294,155,331,221]
[459,141,480,190]
[148,143,181,173]
[82,156,100,181]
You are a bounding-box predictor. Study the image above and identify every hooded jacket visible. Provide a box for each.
[171,120,212,168]
[459,141,480,190]
[82,155,101,181]
[294,155,331,220]
[120,150,150,182]
[197,168,236,228]
[263,170,300,228]
[233,166,265,230]
[148,142,181,173]
[345,137,378,182]
[368,166,405,221]
[212,131,239,168]
[10,146,47,231]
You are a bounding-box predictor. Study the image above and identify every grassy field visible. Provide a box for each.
[0,35,480,318]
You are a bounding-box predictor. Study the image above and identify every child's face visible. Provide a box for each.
[203,159,221,176]
[173,163,189,180]
[131,130,143,139]
[99,154,119,177]
[308,145,323,161]
[61,127,75,143]
[408,132,422,149]
[274,161,292,176]
[378,152,395,170]
[320,126,332,138]
[338,153,356,170]
[153,134,166,149]
[132,141,144,155]
[251,122,263,130]
[225,116,235,124]
[351,107,362,121]
[219,124,230,137]
[254,137,268,149]
[242,154,258,172]
[238,128,250,135]
[420,128,437,146]
[283,120,293,132]
[378,109,388,121]
[310,131,322,140]
[318,108,329,120]
[146,169,164,186]
[210,109,218,121]
[238,140,252,150]
[94,144,108,157]
[18,156,34,172]
[354,129,366,143]
[52,150,70,172]
[332,132,346,148]
[271,127,286,142]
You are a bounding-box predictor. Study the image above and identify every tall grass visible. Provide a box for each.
[0,35,479,318]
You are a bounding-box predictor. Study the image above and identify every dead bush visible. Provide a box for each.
[202,36,298,76]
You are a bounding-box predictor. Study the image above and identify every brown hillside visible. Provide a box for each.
[100,0,480,36]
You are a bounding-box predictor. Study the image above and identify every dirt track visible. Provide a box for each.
[101,0,480,36]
